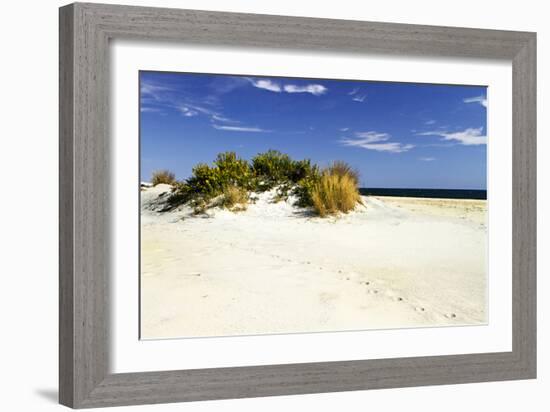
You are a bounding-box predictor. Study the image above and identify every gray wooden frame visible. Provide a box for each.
[59,2,536,408]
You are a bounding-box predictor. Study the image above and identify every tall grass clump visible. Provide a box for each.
[310,162,361,217]
[328,160,360,185]
[151,170,176,186]
[220,185,249,211]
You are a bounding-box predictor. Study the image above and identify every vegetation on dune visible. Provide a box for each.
[220,185,249,211]
[328,160,360,186]
[161,150,362,216]
[311,164,362,217]
[151,169,176,186]
[251,150,316,189]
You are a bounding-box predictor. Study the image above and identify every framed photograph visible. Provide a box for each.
[59,2,536,408]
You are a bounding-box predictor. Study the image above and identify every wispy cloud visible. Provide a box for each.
[181,103,216,116]
[339,127,350,132]
[419,157,435,161]
[178,106,198,117]
[141,78,246,123]
[140,81,172,100]
[418,127,486,145]
[140,80,175,113]
[340,131,414,153]
[247,78,327,96]
[463,95,487,108]
[283,84,327,96]
[348,87,366,102]
[248,78,282,93]
[353,131,391,143]
[211,114,240,124]
[140,107,162,113]
[425,120,436,125]
[212,124,270,133]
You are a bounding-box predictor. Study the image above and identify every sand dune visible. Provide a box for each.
[140,184,487,339]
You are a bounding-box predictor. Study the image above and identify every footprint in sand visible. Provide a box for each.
[445,313,457,319]
[415,307,426,312]
[367,289,379,295]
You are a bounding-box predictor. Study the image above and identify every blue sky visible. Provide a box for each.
[140,71,487,189]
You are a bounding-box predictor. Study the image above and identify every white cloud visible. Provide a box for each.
[425,120,436,125]
[178,106,198,117]
[353,131,391,143]
[339,127,350,132]
[180,103,216,116]
[283,84,327,96]
[347,87,366,102]
[211,114,239,124]
[418,127,486,145]
[248,79,282,92]
[212,124,269,132]
[140,81,171,98]
[140,107,161,113]
[340,131,414,153]
[419,157,435,161]
[463,95,487,107]
[247,78,328,96]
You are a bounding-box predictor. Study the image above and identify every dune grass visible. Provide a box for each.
[328,160,360,186]
[221,185,249,211]
[311,164,361,217]
[151,170,176,186]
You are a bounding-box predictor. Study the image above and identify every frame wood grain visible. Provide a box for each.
[59,2,536,408]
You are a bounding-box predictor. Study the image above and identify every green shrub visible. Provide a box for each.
[310,166,361,217]
[289,159,316,183]
[251,151,320,191]
[252,150,295,189]
[214,152,253,190]
[151,170,176,186]
[185,163,223,198]
[293,165,321,207]
[183,152,252,197]
[175,152,253,212]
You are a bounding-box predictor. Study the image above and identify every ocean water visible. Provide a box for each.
[359,188,487,200]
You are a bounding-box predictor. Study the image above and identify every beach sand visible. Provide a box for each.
[140,184,487,339]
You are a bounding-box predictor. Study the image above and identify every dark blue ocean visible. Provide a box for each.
[359,188,487,200]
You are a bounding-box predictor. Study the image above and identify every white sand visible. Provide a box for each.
[140,184,487,339]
